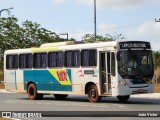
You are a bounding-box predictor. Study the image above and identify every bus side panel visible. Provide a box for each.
[5,70,17,91]
[16,70,26,93]
[23,69,72,92]
[71,68,100,95]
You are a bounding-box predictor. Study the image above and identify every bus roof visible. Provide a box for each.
[4,40,151,54]
[4,41,118,54]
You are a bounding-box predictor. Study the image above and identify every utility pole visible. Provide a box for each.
[94,0,96,42]
[59,33,68,41]
[0,7,13,17]
[155,18,160,84]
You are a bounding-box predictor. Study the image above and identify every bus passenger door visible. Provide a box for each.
[100,52,115,94]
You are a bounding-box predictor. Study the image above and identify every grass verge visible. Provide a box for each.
[0,117,12,120]
[0,82,5,89]
[154,84,160,93]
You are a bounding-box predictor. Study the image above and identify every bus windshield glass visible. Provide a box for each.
[118,50,154,77]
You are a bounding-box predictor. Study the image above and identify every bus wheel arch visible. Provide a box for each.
[117,95,130,102]
[27,82,43,100]
[85,82,101,102]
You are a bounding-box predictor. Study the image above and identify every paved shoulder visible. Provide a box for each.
[0,89,15,93]
[132,93,160,98]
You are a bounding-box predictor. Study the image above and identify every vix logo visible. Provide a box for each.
[57,71,68,81]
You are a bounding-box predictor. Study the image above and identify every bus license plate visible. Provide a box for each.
[137,89,144,93]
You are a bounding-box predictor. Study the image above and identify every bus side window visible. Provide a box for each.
[41,53,47,67]
[48,51,63,68]
[48,52,56,67]
[6,55,18,69]
[81,49,97,67]
[33,53,47,68]
[19,54,32,69]
[111,52,115,76]
[65,51,72,67]
[56,52,64,67]
[73,51,80,67]
[65,50,80,67]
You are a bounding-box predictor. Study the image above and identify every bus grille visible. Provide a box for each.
[132,90,148,94]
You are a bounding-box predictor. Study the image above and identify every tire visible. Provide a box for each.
[117,95,130,102]
[27,83,43,100]
[87,84,101,103]
[54,94,68,100]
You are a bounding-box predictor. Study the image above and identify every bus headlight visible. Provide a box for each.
[118,81,126,86]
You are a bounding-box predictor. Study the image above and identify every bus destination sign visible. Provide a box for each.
[119,41,151,49]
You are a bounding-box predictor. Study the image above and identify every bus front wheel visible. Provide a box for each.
[27,83,43,100]
[117,95,130,102]
[87,84,101,103]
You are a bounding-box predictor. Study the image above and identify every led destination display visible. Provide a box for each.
[119,41,151,49]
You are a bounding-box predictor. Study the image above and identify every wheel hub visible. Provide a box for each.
[90,89,96,98]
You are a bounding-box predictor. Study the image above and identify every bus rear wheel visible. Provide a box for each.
[27,83,43,100]
[54,94,68,100]
[117,95,130,102]
[87,84,101,103]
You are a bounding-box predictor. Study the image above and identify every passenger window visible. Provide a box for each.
[6,55,18,69]
[19,54,32,68]
[65,50,80,67]
[33,53,47,68]
[48,51,64,68]
[81,49,97,66]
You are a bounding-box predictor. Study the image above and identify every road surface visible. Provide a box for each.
[0,91,160,120]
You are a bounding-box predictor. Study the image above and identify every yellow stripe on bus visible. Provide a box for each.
[31,47,59,53]
[49,69,72,85]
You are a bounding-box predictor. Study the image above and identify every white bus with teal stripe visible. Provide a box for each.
[4,41,154,102]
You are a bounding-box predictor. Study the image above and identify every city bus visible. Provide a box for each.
[4,41,154,102]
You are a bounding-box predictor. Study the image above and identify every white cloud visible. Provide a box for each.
[98,23,116,32]
[52,0,67,3]
[51,0,160,10]
[126,21,160,51]
[76,0,92,5]
[76,0,160,10]
[0,0,5,3]
[127,21,160,38]
[69,23,117,41]
[97,0,144,10]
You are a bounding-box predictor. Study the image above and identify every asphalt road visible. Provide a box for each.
[0,92,160,120]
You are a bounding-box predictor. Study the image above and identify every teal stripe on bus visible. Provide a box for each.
[23,69,72,91]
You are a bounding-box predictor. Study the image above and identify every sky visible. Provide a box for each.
[0,0,160,51]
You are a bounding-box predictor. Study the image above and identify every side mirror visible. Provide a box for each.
[117,52,120,61]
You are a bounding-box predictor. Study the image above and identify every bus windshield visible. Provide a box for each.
[118,50,154,77]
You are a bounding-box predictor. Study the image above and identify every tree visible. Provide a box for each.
[0,14,75,77]
[154,51,160,68]
[153,51,160,84]
[82,33,126,42]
